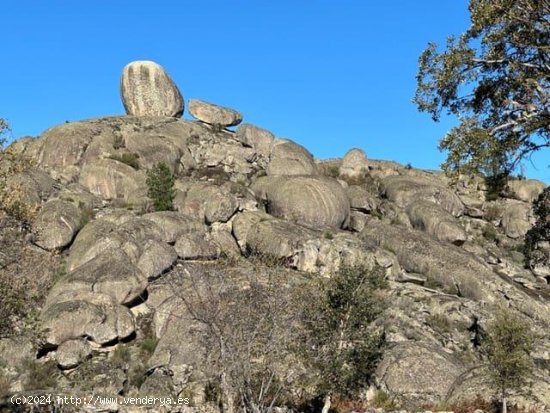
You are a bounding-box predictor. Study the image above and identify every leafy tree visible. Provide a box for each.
[523,187,550,269]
[299,264,387,413]
[146,161,175,211]
[414,0,550,179]
[482,308,536,413]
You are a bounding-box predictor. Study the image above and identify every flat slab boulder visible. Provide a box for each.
[360,220,492,301]
[121,60,184,117]
[267,140,317,176]
[382,175,464,217]
[33,199,83,250]
[188,99,242,127]
[506,179,547,203]
[252,175,350,229]
[406,200,467,245]
[52,249,147,305]
[41,292,135,346]
[79,158,147,203]
[142,211,205,243]
[376,343,465,404]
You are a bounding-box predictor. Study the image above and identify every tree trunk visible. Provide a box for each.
[321,394,331,413]
[502,396,507,413]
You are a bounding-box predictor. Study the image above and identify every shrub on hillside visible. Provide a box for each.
[146,161,175,211]
[297,264,388,411]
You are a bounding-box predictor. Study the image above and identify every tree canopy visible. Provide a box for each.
[415,0,550,178]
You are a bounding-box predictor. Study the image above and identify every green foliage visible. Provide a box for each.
[109,152,140,170]
[415,1,550,178]
[139,337,159,355]
[146,161,175,211]
[523,187,550,269]
[299,264,388,398]
[485,173,508,201]
[372,390,399,411]
[482,308,536,403]
[323,231,334,240]
[482,223,498,242]
[111,344,131,367]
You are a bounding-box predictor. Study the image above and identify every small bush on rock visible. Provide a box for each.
[146,161,175,211]
[109,152,140,170]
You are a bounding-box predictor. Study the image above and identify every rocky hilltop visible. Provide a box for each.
[0,61,549,413]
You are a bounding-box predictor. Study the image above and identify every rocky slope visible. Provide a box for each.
[0,61,549,413]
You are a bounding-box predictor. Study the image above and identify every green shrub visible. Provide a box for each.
[109,152,140,170]
[298,264,388,402]
[485,173,508,201]
[139,338,159,355]
[146,162,175,211]
[372,390,399,410]
[483,308,536,413]
[482,224,498,242]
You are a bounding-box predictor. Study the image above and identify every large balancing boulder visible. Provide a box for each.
[252,176,350,229]
[120,60,184,117]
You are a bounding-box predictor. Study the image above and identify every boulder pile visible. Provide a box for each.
[0,60,548,412]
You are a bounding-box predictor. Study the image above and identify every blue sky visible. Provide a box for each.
[3,1,549,182]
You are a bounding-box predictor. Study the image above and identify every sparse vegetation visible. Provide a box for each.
[323,231,334,240]
[482,224,498,242]
[139,337,158,355]
[175,263,300,413]
[109,152,140,170]
[111,344,132,367]
[146,161,175,211]
[426,313,452,334]
[482,308,536,413]
[372,390,399,411]
[21,358,58,390]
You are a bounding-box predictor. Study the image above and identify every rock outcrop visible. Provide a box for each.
[0,61,548,412]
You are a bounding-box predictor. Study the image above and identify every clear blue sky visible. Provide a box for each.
[3,1,549,183]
